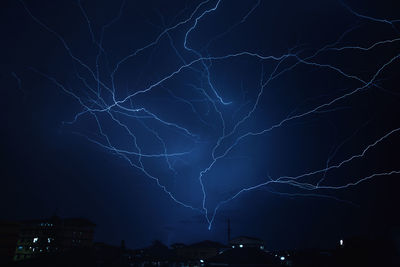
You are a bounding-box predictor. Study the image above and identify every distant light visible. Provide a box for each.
[275,254,278,257]
[33,238,38,243]
[48,238,51,243]
[200,259,204,263]
[340,239,344,246]
[232,245,235,248]
[260,246,264,250]
[280,256,285,261]
[18,246,23,251]
[239,244,243,248]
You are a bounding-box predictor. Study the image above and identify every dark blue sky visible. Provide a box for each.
[1,0,400,250]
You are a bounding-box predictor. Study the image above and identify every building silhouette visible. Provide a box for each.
[13,216,95,261]
[230,235,265,249]
[0,221,20,265]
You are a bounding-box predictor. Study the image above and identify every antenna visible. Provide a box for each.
[227,218,231,244]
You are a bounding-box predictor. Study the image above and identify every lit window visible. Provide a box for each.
[280,256,285,261]
[340,239,344,246]
[200,259,204,263]
[260,246,264,250]
[33,238,38,243]
[48,238,51,243]
[232,245,235,248]
[239,244,243,248]
[18,246,23,251]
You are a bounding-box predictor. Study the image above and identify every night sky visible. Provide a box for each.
[1,0,400,250]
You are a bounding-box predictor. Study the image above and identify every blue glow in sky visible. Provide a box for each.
[1,0,400,249]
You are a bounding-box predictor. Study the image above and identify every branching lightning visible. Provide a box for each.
[18,0,400,229]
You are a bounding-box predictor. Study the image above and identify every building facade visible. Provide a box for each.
[14,216,95,261]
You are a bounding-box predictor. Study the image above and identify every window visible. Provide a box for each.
[33,237,38,243]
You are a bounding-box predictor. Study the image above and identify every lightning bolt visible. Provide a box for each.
[17,0,400,229]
